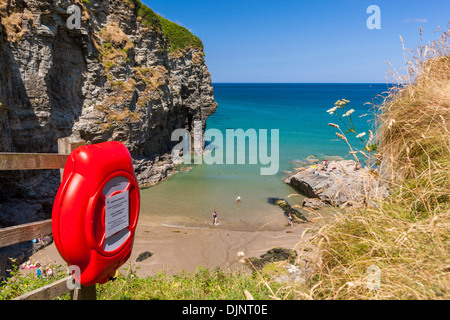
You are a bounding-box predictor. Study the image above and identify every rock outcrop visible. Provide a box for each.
[0,0,216,225]
[245,247,298,270]
[268,197,308,223]
[284,160,387,207]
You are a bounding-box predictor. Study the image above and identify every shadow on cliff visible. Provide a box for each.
[0,7,92,281]
[45,27,87,145]
[0,39,48,281]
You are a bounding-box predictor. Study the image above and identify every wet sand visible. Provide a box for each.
[26,217,317,278]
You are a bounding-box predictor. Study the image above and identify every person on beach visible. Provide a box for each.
[212,211,218,225]
[236,196,241,205]
[36,263,42,278]
[288,213,293,226]
[323,159,329,171]
[45,265,54,278]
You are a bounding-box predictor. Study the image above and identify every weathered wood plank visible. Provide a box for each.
[0,153,68,170]
[1,137,94,300]
[58,137,86,181]
[71,285,97,300]
[57,137,86,156]
[0,219,52,248]
[13,276,74,300]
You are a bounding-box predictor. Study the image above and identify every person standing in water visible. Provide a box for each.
[288,213,293,226]
[212,211,218,225]
[236,196,241,205]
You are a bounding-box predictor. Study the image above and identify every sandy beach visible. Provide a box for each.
[25,216,319,278]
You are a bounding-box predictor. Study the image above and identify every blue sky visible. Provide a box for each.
[143,0,449,83]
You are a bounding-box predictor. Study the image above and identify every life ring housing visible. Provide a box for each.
[52,141,140,286]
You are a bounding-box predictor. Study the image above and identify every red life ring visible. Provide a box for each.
[52,141,140,286]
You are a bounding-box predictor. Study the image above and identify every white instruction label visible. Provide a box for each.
[105,190,129,239]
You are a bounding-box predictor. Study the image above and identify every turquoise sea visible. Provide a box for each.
[140,83,390,230]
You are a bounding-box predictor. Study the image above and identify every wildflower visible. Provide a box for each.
[327,106,338,114]
[335,99,349,107]
[356,132,366,138]
[334,100,346,107]
[343,109,355,117]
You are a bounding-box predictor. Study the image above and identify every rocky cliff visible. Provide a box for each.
[0,0,217,226]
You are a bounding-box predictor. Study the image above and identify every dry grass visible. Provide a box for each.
[99,22,133,50]
[93,22,134,72]
[301,27,450,300]
[378,27,450,214]
[307,200,449,299]
[0,5,34,43]
[134,66,168,91]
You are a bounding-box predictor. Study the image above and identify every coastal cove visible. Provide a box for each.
[25,83,389,279]
[2,0,448,301]
[139,83,390,230]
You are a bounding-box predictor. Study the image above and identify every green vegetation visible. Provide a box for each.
[132,0,203,52]
[1,264,303,300]
[156,15,203,52]
[0,264,69,300]
[99,267,276,300]
[134,0,161,30]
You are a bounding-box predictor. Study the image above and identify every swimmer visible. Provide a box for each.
[212,211,218,225]
[288,213,293,226]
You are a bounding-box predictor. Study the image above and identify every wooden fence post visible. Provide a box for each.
[1,137,103,300]
[71,284,97,300]
[57,137,96,300]
[57,137,86,181]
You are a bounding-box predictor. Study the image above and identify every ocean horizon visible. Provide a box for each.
[140,83,391,230]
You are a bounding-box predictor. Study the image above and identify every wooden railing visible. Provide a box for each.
[0,137,96,300]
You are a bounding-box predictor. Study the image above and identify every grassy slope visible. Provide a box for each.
[133,0,203,52]
[0,265,295,300]
[308,30,449,300]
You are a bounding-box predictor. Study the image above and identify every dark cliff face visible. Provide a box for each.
[0,0,217,225]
